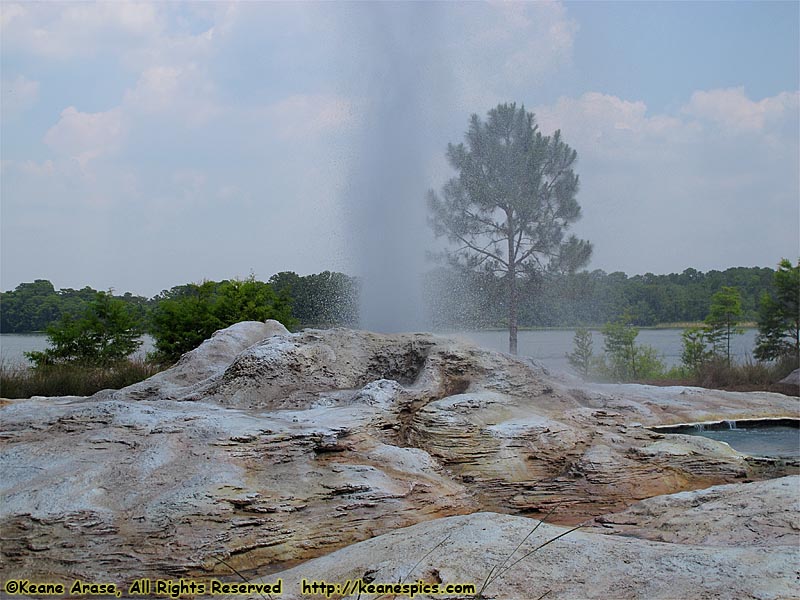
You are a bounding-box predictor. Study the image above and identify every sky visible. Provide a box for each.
[1,1,798,300]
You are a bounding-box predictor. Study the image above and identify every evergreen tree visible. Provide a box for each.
[597,314,664,381]
[567,327,594,378]
[428,103,592,354]
[681,327,712,372]
[754,258,800,362]
[705,286,743,366]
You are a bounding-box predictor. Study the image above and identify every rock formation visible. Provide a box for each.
[775,367,800,396]
[1,321,797,597]
[262,490,799,599]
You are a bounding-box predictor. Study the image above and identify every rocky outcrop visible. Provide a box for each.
[1,322,797,595]
[115,320,289,401]
[591,475,800,546]
[259,501,798,599]
[775,368,800,396]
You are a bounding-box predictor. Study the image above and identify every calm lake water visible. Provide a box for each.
[451,328,758,374]
[0,334,156,367]
[1,328,758,374]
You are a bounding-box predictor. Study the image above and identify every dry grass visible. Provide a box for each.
[0,358,163,398]
[639,355,798,396]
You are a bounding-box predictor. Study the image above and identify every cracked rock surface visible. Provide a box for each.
[261,502,798,600]
[1,321,797,597]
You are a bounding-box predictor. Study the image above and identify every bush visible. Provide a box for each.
[595,316,665,381]
[150,277,297,363]
[693,355,797,391]
[25,292,142,367]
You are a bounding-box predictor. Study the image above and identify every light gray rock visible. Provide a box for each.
[115,320,289,401]
[771,367,800,396]
[779,369,799,386]
[0,323,797,596]
[255,508,798,600]
[591,475,800,547]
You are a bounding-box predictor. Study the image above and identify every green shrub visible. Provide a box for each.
[25,291,142,368]
[150,277,297,363]
[595,316,665,381]
[694,355,796,390]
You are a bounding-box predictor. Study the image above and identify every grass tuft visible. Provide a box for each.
[0,358,163,398]
[639,355,798,395]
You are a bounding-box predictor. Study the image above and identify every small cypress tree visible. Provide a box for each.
[567,327,594,378]
[705,286,743,367]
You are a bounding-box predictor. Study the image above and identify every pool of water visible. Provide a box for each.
[652,420,799,458]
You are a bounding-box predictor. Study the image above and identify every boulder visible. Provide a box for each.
[774,368,800,396]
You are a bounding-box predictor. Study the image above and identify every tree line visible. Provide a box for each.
[424,264,777,330]
[567,260,799,383]
[0,272,359,335]
[8,272,358,366]
[1,264,785,337]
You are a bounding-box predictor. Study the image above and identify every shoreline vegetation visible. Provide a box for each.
[0,358,164,400]
[450,322,759,332]
[1,333,794,400]
[0,265,779,335]
[0,321,761,338]
[1,261,797,399]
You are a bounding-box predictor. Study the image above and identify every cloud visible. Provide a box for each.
[262,94,355,140]
[444,1,579,110]
[123,63,218,123]
[534,92,689,165]
[0,3,25,29]
[531,88,798,274]
[44,107,127,167]
[1,1,161,59]
[1,75,40,114]
[683,87,800,133]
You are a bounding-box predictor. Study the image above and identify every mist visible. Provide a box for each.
[340,3,452,333]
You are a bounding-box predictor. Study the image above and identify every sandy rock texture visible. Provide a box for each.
[590,475,800,546]
[1,321,797,596]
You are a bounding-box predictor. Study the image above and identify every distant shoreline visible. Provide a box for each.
[442,323,758,332]
[2,323,760,336]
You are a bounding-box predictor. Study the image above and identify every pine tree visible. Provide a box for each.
[428,103,592,354]
[754,259,800,362]
[567,327,594,378]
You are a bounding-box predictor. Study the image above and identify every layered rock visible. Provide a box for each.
[1,322,797,594]
[260,500,798,600]
[591,475,800,546]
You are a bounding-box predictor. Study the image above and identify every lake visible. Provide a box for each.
[452,328,758,373]
[0,333,156,367]
[1,328,759,374]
